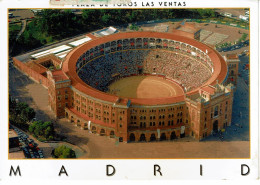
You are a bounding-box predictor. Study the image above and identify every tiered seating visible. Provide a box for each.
[77,49,212,92]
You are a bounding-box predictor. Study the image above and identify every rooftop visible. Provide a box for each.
[26,61,47,74]
[52,70,69,82]
[174,21,201,33]
[226,54,239,60]
[201,86,216,95]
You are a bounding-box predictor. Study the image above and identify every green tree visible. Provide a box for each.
[196,9,216,18]
[101,14,111,25]
[28,121,55,140]
[241,33,248,41]
[54,145,76,158]
[21,107,36,121]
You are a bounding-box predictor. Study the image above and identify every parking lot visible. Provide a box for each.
[9,9,35,21]
[11,125,44,159]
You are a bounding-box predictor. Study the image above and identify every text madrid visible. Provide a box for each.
[9,164,250,177]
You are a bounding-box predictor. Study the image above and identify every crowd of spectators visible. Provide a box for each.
[143,50,212,91]
[77,49,212,92]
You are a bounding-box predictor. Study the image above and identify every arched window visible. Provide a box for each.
[139,134,146,142]
[150,133,156,142]
[129,133,135,142]
[160,133,166,141]
[110,131,115,138]
[100,129,105,136]
[214,106,219,117]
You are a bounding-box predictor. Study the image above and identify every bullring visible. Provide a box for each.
[14,31,234,142]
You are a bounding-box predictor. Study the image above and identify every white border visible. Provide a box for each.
[0,0,259,182]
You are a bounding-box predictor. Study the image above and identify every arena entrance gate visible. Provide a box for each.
[129,133,135,142]
[92,126,97,134]
[160,133,166,141]
[138,68,143,74]
[170,131,177,140]
[110,131,115,138]
[77,120,80,127]
[213,120,218,133]
[100,129,105,136]
[180,126,185,138]
[150,133,156,142]
[139,134,146,142]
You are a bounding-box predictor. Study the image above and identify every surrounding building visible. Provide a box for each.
[9,129,25,159]
[223,54,240,86]
[9,129,20,151]
[172,21,201,40]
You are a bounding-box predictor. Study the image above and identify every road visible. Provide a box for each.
[9,20,27,55]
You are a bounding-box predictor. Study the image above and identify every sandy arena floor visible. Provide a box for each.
[108,76,184,98]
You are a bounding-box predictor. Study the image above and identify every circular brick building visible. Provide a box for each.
[46,32,233,142]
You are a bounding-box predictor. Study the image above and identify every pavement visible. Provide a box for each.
[9,9,34,21]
